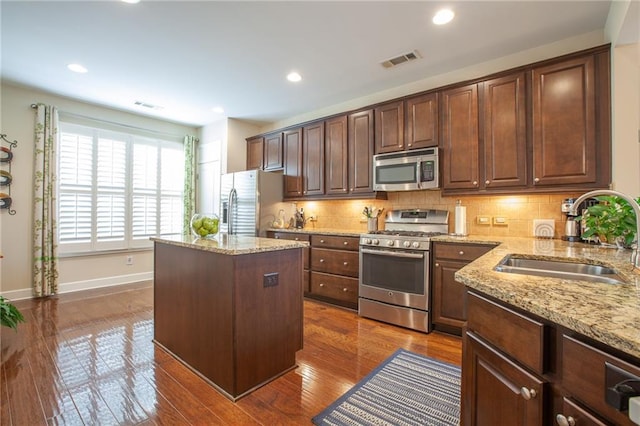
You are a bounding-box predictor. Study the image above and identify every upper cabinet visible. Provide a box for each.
[348,109,375,194]
[263,132,283,171]
[405,92,439,150]
[374,101,404,154]
[325,115,349,196]
[246,136,264,170]
[531,54,603,187]
[303,121,325,196]
[283,127,303,198]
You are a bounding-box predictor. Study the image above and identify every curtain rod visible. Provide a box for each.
[31,103,198,142]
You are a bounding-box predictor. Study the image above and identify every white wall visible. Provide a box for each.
[0,83,196,298]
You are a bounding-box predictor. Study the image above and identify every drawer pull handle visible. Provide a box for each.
[342,288,348,292]
[320,259,325,263]
[343,262,348,266]
[319,283,325,287]
[520,387,537,400]
[295,237,299,241]
[343,241,348,245]
[320,239,325,243]
[555,414,576,426]
[459,251,464,256]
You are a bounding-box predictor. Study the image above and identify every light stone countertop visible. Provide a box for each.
[448,235,640,360]
[152,234,308,255]
[265,227,365,237]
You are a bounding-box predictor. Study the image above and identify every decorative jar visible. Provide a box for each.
[190,213,220,239]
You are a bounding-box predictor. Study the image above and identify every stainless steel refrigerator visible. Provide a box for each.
[220,170,284,236]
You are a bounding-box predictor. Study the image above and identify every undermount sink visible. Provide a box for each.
[494,254,627,285]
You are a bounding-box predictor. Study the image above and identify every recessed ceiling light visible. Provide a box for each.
[212,107,225,114]
[433,9,455,25]
[67,63,88,73]
[287,72,302,83]
[122,0,141,4]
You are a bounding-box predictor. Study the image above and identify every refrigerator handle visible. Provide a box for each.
[228,188,237,235]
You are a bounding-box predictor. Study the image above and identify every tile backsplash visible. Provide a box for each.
[291,191,583,239]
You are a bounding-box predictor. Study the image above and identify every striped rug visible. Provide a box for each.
[312,348,461,426]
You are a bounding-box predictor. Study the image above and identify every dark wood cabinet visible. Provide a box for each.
[432,242,493,334]
[303,122,325,196]
[325,115,349,196]
[375,100,404,154]
[348,109,375,194]
[283,127,303,198]
[267,231,310,293]
[405,92,438,149]
[482,72,527,189]
[264,132,283,170]
[531,55,597,187]
[440,83,480,190]
[246,136,264,170]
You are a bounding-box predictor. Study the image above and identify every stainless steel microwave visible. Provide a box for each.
[373,148,439,191]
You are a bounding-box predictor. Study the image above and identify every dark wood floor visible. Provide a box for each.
[1,283,462,425]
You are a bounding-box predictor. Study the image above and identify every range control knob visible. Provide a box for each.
[372,239,380,245]
[364,238,372,244]
[412,241,421,248]
[403,241,411,248]
[386,240,395,247]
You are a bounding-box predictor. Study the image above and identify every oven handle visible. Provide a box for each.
[360,248,425,259]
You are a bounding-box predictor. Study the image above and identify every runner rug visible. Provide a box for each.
[312,348,461,426]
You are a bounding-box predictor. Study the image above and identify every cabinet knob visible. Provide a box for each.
[294,237,299,241]
[320,259,325,263]
[555,414,576,426]
[398,144,402,147]
[408,143,412,147]
[343,241,348,245]
[320,239,325,243]
[473,180,478,186]
[520,387,537,400]
[435,263,440,267]
[534,177,540,183]
[350,188,354,191]
[342,288,348,292]
[319,283,325,287]
[459,251,464,256]
[275,236,280,239]
[485,180,490,185]
[343,261,348,266]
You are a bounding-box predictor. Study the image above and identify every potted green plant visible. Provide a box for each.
[0,296,25,331]
[579,195,639,248]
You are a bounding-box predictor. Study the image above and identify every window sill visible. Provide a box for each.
[58,247,153,259]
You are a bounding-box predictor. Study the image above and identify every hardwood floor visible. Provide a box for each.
[1,283,462,425]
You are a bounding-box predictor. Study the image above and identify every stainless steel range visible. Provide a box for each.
[358,209,449,333]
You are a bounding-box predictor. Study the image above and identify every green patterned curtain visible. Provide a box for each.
[183,135,198,235]
[33,104,59,296]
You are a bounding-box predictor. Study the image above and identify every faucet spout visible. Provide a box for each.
[571,189,640,270]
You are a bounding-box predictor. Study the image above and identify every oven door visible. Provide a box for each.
[359,247,429,310]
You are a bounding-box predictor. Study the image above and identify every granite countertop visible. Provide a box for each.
[152,234,308,255]
[451,235,640,360]
[266,227,364,237]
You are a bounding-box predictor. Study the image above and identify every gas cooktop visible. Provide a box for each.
[366,230,447,238]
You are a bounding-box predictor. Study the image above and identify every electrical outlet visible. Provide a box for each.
[493,217,508,226]
[477,216,491,225]
[263,273,279,288]
[126,255,133,265]
[309,215,318,222]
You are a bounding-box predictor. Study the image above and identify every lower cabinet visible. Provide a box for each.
[266,231,359,309]
[432,242,493,334]
[463,290,640,426]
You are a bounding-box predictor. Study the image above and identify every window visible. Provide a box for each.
[58,122,184,254]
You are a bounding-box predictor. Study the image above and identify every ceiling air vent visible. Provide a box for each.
[381,50,421,69]
[134,101,164,110]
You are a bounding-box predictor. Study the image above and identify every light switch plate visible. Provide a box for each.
[477,216,491,225]
[533,219,555,238]
[493,217,508,226]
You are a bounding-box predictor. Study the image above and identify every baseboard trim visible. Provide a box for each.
[1,272,154,300]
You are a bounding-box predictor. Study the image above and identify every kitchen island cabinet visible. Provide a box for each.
[152,235,306,401]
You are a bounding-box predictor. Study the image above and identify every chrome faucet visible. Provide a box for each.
[570,189,640,270]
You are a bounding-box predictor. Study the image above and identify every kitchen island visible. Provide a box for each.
[152,234,307,401]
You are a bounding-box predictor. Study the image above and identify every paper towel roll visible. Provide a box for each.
[455,204,467,236]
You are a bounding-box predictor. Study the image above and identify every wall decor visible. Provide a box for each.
[0,133,17,215]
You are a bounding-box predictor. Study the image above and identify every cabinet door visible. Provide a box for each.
[432,259,467,333]
[303,121,325,196]
[348,109,375,194]
[483,72,527,189]
[246,136,264,170]
[263,132,283,170]
[406,93,438,149]
[463,331,545,426]
[325,115,349,195]
[375,100,404,154]
[283,128,303,198]
[440,84,480,190]
[532,56,596,186]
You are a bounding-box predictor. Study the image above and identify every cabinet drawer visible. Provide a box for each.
[311,235,359,251]
[311,248,359,277]
[562,335,640,426]
[310,272,358,304]
[433,242,493,262]
[467,291,545,374]
[558,397,608,426]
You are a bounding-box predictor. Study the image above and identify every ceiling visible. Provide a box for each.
[0,1,625,127]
